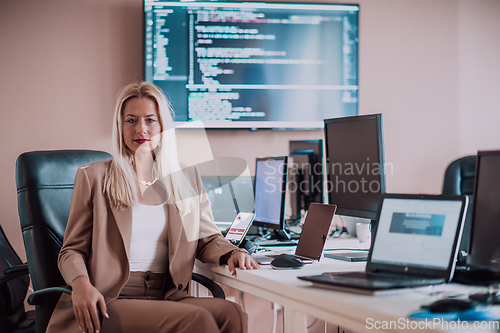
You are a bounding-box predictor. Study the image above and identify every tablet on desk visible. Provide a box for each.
[225,212,256,246]
[324,251,369,262]
[255,239,298,247]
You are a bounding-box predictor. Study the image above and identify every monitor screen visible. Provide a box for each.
[253,156,288,231]
[467,150,500,273]
[324,114,386,220]
[288,140,323,220]
[370,196,465,271]
[202,175,254,226]
[144,1,359,129]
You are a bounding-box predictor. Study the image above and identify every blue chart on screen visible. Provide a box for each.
[389,213,445,236]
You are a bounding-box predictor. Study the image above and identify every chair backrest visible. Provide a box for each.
[442,155,477,266]
[0,224,29,331]
[442,155,477,195]
[16,150,112,292]
[16,150,112,333]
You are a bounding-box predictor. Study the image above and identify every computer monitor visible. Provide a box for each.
[467,150,500,273]
[288,140,323,221]
[324,114,386,221]
[252,156,289,239]
[202,175,254,227]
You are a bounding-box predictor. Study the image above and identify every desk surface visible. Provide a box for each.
[195,237,499,333]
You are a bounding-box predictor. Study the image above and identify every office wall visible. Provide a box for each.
[1,0,499,263]
[458,0,500,155]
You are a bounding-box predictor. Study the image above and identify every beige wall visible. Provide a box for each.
[1,0,499,265]
[458,0,500,155]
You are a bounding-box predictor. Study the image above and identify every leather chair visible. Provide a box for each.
[0,224,35,333]
[16,150,225,333]
[442,155,477,267]
[442,155,477,195]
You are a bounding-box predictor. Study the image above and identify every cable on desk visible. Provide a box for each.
[330,215,348,238]
[284,220,302,236]
[329,226,348,238]
[286,228,301,236]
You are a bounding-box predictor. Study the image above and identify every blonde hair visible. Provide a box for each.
[105,82,197,213]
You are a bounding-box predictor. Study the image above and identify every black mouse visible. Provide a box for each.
[270,254,304,269]
[425,299,476,313]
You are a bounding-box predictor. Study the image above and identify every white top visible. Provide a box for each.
[129,203,168,274]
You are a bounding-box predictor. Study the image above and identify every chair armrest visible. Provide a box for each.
[28,286,72,305]
[28,286,103,325]
[4,262,29,275]
[191,272,225,299]
[0,263,29,286]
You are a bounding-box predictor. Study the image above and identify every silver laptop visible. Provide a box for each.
[299,194,469,294]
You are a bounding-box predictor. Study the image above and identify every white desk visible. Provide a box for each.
[195,237,500,333]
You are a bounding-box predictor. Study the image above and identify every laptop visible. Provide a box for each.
[298,194,469,294]
[253,203,337,264]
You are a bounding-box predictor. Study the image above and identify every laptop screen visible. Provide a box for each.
[370,197,465,270]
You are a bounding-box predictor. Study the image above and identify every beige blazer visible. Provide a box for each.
[47,160,237,333]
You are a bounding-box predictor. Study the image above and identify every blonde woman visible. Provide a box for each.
[47,82,258,333]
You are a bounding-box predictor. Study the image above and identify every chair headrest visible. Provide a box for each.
[16,150,112,190]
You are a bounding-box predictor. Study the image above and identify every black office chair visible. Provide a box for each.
[442,155,477,195]
[442,155,477,268]
[0,223,35,333]
[16,150,225,333]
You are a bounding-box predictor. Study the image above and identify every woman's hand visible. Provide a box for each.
[71,276,108,333]
[227,250,260,276]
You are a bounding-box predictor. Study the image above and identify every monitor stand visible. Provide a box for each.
[256,229,297,247]
[272,230,291,241]
[238,239,257,254]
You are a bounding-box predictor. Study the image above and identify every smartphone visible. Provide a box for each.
[225,212,256,245]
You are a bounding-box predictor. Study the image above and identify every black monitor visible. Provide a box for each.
[324,114,386,221]
[288,140,323,221]
[143,1,359,129]
[252,156,289,239]
[467,150,500,273]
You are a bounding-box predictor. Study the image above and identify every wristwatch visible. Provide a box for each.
[230,248,249,256]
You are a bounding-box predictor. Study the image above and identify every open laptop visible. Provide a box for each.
[299,194,468,294]
[253,203,337,264]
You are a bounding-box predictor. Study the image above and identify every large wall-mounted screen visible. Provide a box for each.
[144,1,359,129]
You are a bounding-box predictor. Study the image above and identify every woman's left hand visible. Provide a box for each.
[227,250,260,276]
